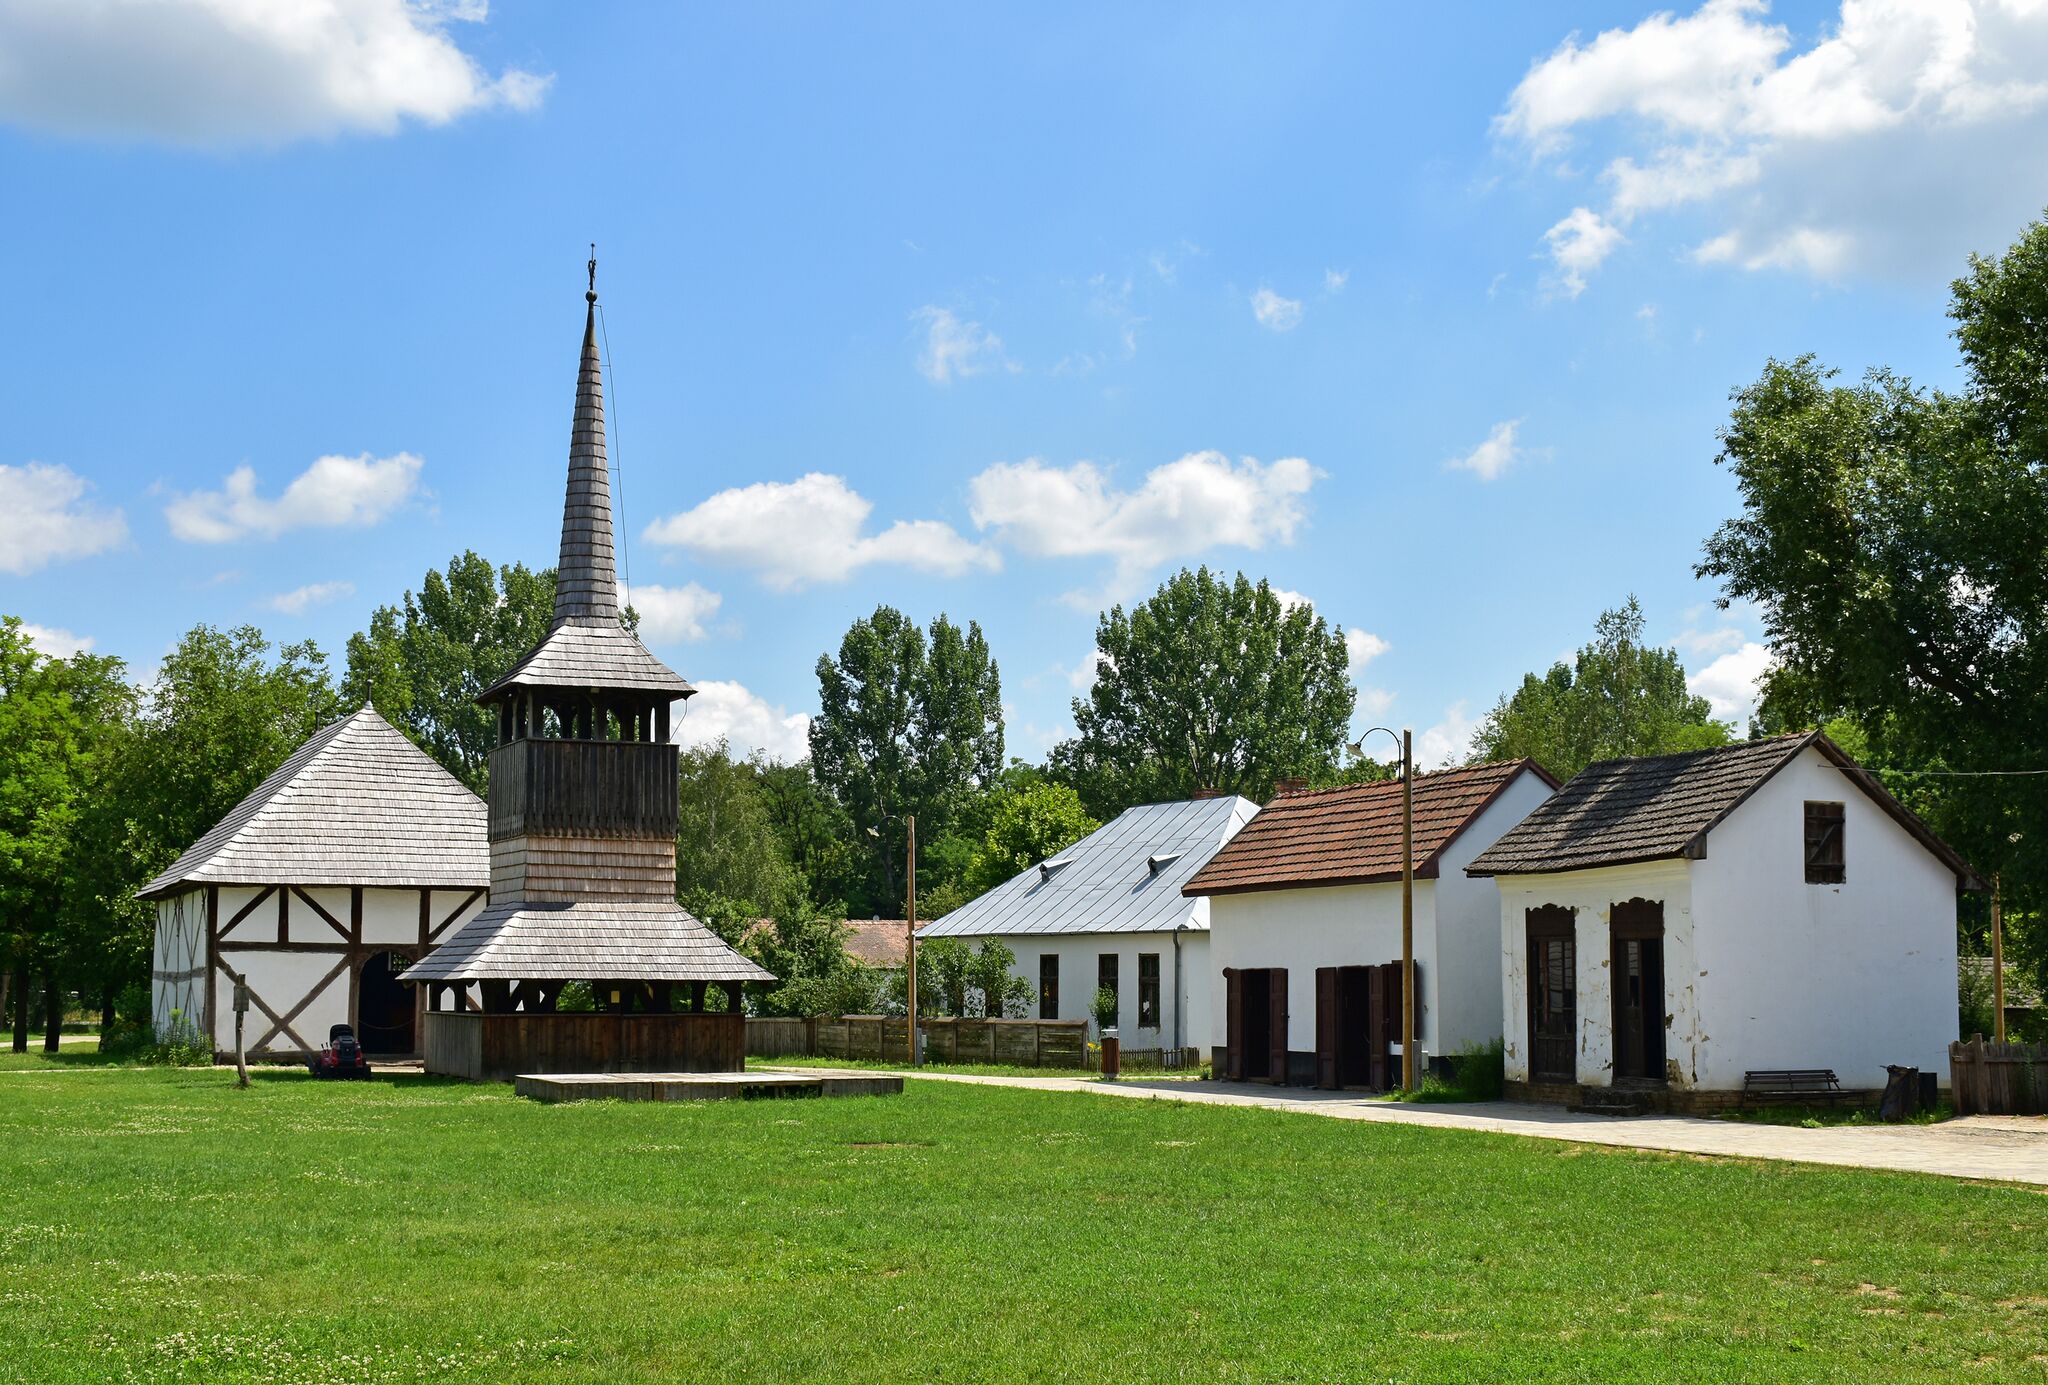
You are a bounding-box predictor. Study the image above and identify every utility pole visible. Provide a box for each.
[1400,729,1417,1094]
[1992,873,2006,1044]
[906,814,919,1067]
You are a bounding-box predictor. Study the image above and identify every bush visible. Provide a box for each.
[1091,987,1119,1031]
[1408,1039,1504,1103]
[99,1009,211,1066]
[555,981,596,1013]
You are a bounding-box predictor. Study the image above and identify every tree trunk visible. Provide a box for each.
[43,977,63,1055]
[101,986,117,1035]
[10,965,27,1054]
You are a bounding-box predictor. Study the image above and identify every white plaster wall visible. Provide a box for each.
[1206,881,1441,1058]
[1431,769,1556,1055]
[422,887,484,944]
[1495,861,1698,1088]
[220,949,352,1053]
[212,885,268,942]
[1688,746,1961,1088]
[972,930,1210,1053]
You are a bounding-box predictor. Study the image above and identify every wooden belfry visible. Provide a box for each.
[407,260,771,1079]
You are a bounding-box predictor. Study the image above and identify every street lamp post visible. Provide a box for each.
[1353,727,1417,1093]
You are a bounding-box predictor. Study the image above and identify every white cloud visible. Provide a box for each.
[625,581,722,643]
[1355,686,1396,719]
[165,452,423,543]
[1689,640,1774,724]
[914,306,1010,383]
[19,623,94,658]
[1323,268,1350,293]
[1417,701,1478,769]
[265,580,354,615]
[1446,420,1525,482]
[1502,0,2048,288]
[968,451,1320,594]
[0,0,548,148]
[1067,648,1111,694]
[0,462,127,574]
[1345,628,1391,669]
[1542,208,1624,297]
[674,679,812,763]
[1250,287,1305,331]
[644,473,997,592]
[1270,588,1311,613]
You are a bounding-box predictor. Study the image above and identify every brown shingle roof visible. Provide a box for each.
[1183,760,1557,897]
[1464,731,1982,886]
[845,919,909,968]
[138,706,488,900]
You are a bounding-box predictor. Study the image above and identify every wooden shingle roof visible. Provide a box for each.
[1464,731,1982,886]
[477,617,694,701]
[138,706,488,900]
[1183,760,1557,898]
[402,900,772,983]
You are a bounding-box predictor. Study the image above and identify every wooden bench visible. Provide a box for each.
[1743,1069,1845,1103]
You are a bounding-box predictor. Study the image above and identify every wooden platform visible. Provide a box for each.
[513,1068,904,1103]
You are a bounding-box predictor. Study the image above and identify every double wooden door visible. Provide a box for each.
[1223,967,1287,1082]
[1526,906,1576,1083]
[1314,961,1413,1090]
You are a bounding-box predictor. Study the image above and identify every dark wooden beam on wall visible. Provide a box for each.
[217,885,277,941]
[205,886,220,1039]
[292,887,351,943]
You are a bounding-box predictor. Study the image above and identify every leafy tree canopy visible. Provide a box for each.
[965,781,1099,895]
[1469,598,1730,781]
[674,740,808,945]
[341,551,554,790]
[1052,568,1354,817]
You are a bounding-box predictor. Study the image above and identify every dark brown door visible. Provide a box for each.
[1610,899,1666,1082]
[1266,969,1289,1084]
[1223,968,1243,1080]
[1367,965,1389,1090]
[1336,966,1372,1087]
[1527,906,1576,1083]
[1315,967,1339,1089]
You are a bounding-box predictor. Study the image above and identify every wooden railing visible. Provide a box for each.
[1950,1037,2048,1115]
[489,738,679,840]
[423,1011,742,1081]
[790,1015,1090,1068]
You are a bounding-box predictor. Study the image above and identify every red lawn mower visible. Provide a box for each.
[308,1023,372,1080]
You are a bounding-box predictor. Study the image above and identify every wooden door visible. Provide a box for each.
[1223,968,1243,1081]
[1366,965,1390,1090]
[1266,968,1289,1085]
[1527,906,1576,1083]
[1315,967,1338,1089]
[1610,899,1665,1082]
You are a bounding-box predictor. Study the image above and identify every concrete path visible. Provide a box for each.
[869,1069,2048,1186]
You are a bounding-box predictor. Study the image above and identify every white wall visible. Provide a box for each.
[150,890,207,1043]
[1207,880,1441,1058]
[1496,861,1699,1089]
[1689,746,1960,1088]
[971,930,1210,1053]
[1432,769,1557,1055]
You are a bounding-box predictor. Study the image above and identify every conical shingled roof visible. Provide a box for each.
[138,706,488,899]
[476,289,693,704]
[403,901,775,983]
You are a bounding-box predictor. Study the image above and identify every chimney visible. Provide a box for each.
[1272,777,1308,797]
[1190,787,1222,800]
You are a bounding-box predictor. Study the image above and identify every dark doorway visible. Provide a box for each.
[1225,967,1288,1082]
[356,951,416,1055]
[1609,899,1666,1083]
[1315,965,1378,1089]
[1241,969,1273,1079]
[1527,906,1576,1084]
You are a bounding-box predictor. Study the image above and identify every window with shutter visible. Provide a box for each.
[1804,801,1845,883]
[1137,953,1160,1028]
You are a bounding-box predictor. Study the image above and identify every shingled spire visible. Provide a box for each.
[555,252,619,625]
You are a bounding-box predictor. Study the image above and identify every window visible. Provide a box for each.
[1098,953,1119,1004]
[1804,801,1845,883]
[1138,953,1161,1028]
[1039,955,1059,1020]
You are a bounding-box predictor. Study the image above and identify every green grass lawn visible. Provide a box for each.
[1,1060,2044,1383]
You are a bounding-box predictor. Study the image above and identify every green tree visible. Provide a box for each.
[756,761,862,914]
[965,938,1033,1018]
[1052,568,1354,816]
[914,937,973,1017]
[341,551,554,790]
[810,607,1003,912]
[1469,598,1731,781]
[50,652,146,1031]
[1698,214,2048,1004]
[0,619,89,1051]
[674,740,808,947]
[965,781,1098,894]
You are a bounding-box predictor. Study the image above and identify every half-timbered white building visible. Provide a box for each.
[141,705,488,1060]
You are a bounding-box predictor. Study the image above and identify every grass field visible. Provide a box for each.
[1,1059,2045,1382]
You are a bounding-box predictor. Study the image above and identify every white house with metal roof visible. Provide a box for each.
[920,794,1257,1057]
[140,705,489,1061]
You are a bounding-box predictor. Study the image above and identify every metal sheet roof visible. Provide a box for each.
[920,795,1257,938]
[138,706,488,900]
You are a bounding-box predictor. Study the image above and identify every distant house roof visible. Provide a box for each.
[922,795,1259,938]
[1183,760,1557,898]
[139,706,488,900]
[1962,957,2042,1010]
[1465,731,1981,887]
[845,919,910,968]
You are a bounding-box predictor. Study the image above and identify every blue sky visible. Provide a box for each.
[6,1,2048,765]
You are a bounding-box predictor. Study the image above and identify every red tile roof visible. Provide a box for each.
[1182,760,1558,897]
[845,918,910,968]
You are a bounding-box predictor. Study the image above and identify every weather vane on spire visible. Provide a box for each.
[587,243,597,304]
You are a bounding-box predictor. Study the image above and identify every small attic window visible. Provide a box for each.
[1804,801,1845,884]
[1146,851,1184,877]
[1039,857,1073,882]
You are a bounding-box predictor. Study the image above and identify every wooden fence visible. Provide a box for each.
[750,1015,1090,1067]
[1950,1038,2048,1115]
